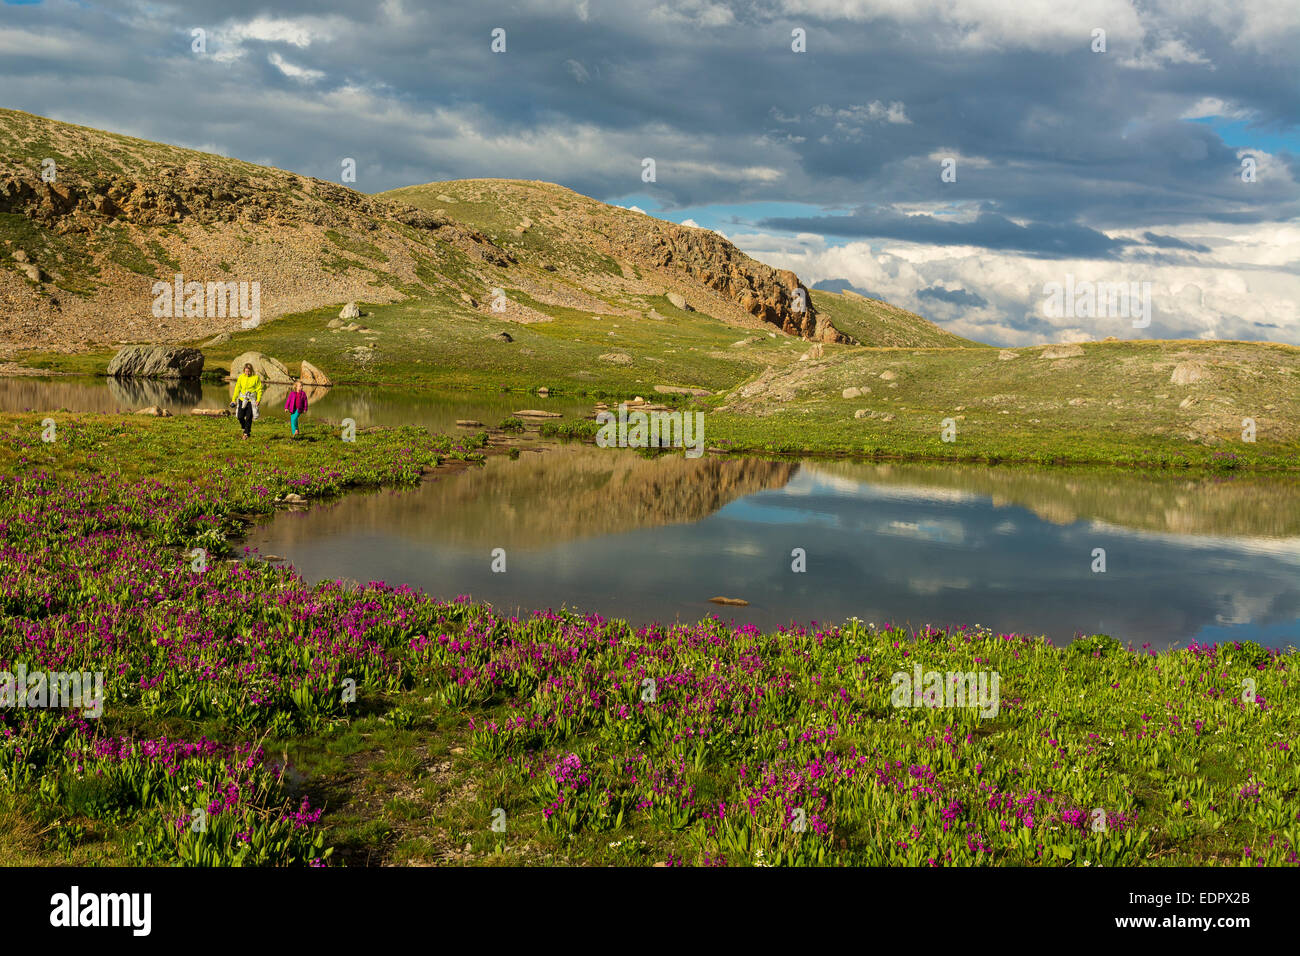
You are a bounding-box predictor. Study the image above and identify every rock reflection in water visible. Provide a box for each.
[106,376,203,410]
[254,446,798,549]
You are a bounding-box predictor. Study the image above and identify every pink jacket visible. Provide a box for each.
[285,390,308,414]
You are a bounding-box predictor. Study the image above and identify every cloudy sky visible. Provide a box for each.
[3,0,1298,345]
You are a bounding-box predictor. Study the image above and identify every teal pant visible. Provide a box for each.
[290,411,301,434]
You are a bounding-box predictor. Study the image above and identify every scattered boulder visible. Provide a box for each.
[514,409,562,419]
[298,360,331,387]
[854,409,869,419]
[599,352,632,364]
[190,407,230,417]
[1170,362,1207,385]
[842,386,869,399]
[654,385,711,396]
[709,596,749,606]
[1178,396,1195,409]
[879,370,898,381]
[229,351,292,384]
[1068,397,1087,406]
[134,405,171,417]
[108,345,205,379]
[1040,344,1085,359]
[327,318,343,329]
[666,291,694,312]
[456,419,484,427]
[11,250,41,281]
[998,350,1019,361]
[339,302,361,320]
[537,386,550,397]
[201,332,230,347]
[492,331,514,343]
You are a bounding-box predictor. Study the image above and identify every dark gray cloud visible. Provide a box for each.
[1142,232,1211,252]
[917,286,988,308]
[760,208,1133,259]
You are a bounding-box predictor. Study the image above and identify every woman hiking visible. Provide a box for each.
[284,379,308,438]
[230,362,263,440]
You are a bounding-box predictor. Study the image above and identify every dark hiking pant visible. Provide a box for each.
[237,401,254,436]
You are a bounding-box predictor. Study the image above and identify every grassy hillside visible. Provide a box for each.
[698,339,1300,467]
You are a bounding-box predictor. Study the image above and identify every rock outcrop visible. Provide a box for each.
[107,345,204,379]
[598,219,848,343]
[1170,361,1207,385]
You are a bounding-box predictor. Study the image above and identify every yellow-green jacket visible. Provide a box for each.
[232,372,263,403]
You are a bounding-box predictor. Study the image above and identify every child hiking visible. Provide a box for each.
[285,379,308,438]
[231,362,263,439]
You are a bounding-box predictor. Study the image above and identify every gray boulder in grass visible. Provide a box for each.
[229,351,292,384]
[108,345,205,379]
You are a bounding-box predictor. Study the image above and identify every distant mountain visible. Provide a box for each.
[809,285,981,348]
[812,278,872,297]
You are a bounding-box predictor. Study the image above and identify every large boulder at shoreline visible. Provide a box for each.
[229,351,292,384]
[298,359,331,387]
[107,345,204,379]
[339,302,361,320]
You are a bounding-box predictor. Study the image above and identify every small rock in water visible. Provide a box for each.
[709,596,749,606]
[456,419,484,427]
